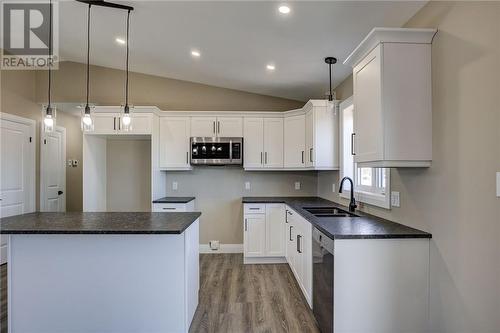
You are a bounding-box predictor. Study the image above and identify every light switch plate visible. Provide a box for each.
[172,181,178,191]
[496,172,500,197]
[332,183,336,193]
[67,159,73,167]
[295,181,301,190]
[245,181,251,190]
[391,191,400,207]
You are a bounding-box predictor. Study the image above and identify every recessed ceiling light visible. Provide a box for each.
[115,38,126,45]
[278,5,290,14]
[191,50,201,57]
[266,64,276,71]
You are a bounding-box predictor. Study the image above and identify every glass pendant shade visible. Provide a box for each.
[81,105,94,131]
[43,105,56,132]
[121,105,132,131]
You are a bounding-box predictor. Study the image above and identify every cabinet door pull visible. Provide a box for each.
[289,226,293,241]
[217,121,220,134]
[297,235,302,253]
[351,133,356,156]
[186,151,189,164]
[265,152,268,164]
[245,218,248,231]
[113,117,116,130]
[302,151,304,164]
[260,152,263,164]
[285,210,288,223]
[309,148,313,162]
[213,121,216,134]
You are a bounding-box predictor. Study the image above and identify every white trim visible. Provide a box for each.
[343,28,437,67]
[199,243,243,254]
[40,125,66,212]
[243,256,287,264]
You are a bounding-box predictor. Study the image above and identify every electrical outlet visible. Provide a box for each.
[245,181,251,190]
[332,183,336,193]
[295,181,301,190]
[391,191,400,207]
[172,181,178,191]
[209,240,220,250]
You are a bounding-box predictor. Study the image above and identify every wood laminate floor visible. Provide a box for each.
[0,254,319,333]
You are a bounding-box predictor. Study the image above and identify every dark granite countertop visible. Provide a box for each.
[0,212,201,234]
[152,197,196,204]
[242,197,431,240]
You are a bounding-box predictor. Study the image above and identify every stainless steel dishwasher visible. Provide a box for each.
[312,227,334,333]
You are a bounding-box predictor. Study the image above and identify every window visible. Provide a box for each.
[339,97,391,209]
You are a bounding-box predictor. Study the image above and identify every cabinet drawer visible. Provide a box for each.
[244,204,265,214]
[152,203,187,212]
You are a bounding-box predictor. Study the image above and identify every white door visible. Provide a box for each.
[353,44,384,163]
[243,214,266,257]
[243,118,264,168]
[284,115,305,168]
[263,118,283,168]
[0,114,36,264]
[217,117,243,137]
[191,117,217,137]
[305,110,314,167]
[265,204,285,256]
[91,113,118,135]
[159,117,190,168]
[41,125,66,212]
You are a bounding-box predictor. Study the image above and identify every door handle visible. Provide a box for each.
[351,133,356,155]
[245,218,248,231]
[297,235,302,253]
[289,226,293,241]
[58,190,63,195]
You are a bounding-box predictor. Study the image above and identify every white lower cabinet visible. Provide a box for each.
[243,204,285,262]
[152,201,195,212]
[285,207,312,307]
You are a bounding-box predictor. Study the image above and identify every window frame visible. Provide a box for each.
[338,96,391,209]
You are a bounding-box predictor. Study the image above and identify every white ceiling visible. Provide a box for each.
[58,1,426,101]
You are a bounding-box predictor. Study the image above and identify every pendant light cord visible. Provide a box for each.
[47,0,52,109]
[86,4,91,110]
[328,63,332,101]
[125,9,130,110]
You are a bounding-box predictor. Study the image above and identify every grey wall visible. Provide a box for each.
[319,2,500,332]
[163,168,318,244]
[106,139,151,212]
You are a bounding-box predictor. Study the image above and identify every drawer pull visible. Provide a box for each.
[162,207,176,210]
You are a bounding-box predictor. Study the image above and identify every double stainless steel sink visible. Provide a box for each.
[303,207,358,218]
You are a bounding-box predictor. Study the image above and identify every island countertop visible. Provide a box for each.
[242,196,431,240]
[0,212,201,234]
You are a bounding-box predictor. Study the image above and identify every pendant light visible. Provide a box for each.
[325,56,337,115]
[81,4,94,131]
[43,0,55,132]
[120,9,132,131]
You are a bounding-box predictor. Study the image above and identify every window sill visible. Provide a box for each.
[340,190,391,210]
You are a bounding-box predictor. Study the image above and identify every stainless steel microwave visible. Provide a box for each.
[190,137,243,165]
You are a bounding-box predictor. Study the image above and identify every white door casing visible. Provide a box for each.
[0,113,36,264]
[40,125,66,212]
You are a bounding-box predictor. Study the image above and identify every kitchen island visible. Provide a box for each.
[0,212,201,333]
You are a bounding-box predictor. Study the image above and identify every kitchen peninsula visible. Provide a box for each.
[0,212,200,333]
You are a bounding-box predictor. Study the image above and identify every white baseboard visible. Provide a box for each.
[243,256,287,264]
[199,243,243,254]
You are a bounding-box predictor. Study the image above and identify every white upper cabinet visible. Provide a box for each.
[243,118,264,168]
[284,115,305,168]
[91,113,118,135]
[191,116,243,137]
[344,28,436,168]
[263,118,284,168]
[304,100,339,170]
[190,117,217,137]
[159,117,191,169]
[217,117,243,137]
[244,117,283,169]
[86,109,154,135]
